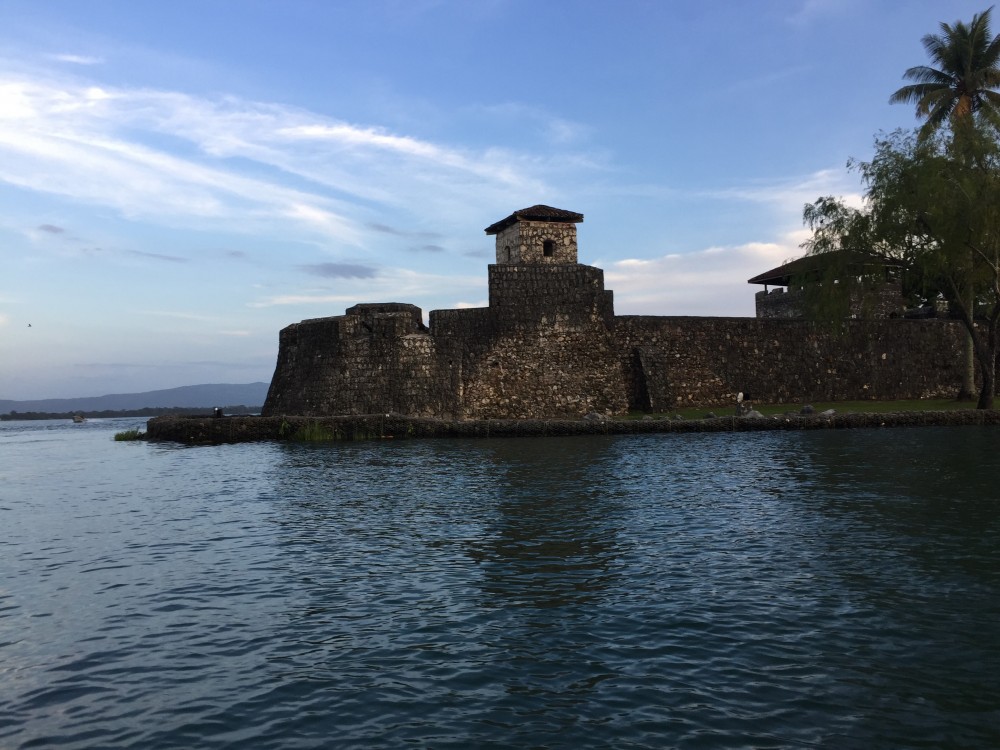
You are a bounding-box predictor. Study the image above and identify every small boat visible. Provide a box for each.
[72,415,86,423]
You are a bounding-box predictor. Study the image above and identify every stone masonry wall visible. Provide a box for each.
[263,266,970,420]
[755,281,905,320]
[493,220,578,264]
[615,315,966,409]
[263,303,449,418]
[434,264,625,418]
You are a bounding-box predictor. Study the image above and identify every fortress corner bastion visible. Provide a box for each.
[262,205,967,419]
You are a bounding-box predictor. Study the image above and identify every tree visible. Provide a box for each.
[889,7,1000,398]
[803,126,1000,408]
[889,6,1000,141]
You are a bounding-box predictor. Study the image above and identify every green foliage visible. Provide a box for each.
[800,8,1000,409]
[803,125,1000,407]
[113,429,145,441]
[889,7,1000,140]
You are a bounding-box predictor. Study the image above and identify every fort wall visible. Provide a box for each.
[614,316,965,410]
[263,267,966,419]
[261,206,969,419]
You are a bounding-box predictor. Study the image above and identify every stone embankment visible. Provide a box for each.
[146,410,1000,446]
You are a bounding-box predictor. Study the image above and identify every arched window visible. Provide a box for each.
[543,239,555,257]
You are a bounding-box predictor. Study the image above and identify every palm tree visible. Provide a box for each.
[890,7,1000,402]
[889,6,1000,141]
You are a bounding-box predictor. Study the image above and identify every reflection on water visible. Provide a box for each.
[0,420,998,749]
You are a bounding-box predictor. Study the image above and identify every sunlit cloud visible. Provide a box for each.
[0,71,577,248]
[605,233,806,317]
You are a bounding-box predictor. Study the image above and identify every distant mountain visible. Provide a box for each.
[0,383,270,414]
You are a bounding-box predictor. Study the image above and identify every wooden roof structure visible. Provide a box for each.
[748,251,905,288]
[484,205,584,235]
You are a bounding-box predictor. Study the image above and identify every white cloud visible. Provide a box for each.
[606,233,806,318]
[709,169,862,215]
[0,71,575,249]
[453,299,489,309]
[48,54,104,66]
[248,267,485,311]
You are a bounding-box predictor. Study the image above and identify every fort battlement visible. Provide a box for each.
[262,206,966,419]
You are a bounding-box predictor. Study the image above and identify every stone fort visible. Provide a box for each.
[262,205,965,419]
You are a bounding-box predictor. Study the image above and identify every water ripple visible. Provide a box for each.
[1,422,999,748]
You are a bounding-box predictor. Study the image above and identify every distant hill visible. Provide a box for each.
[0,383,270,414]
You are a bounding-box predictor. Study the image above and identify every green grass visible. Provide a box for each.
[113,429,145,441]
[296,421,339,441]
[634,398,995,421]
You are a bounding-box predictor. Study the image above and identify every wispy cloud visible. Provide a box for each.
[48,54,104,66]
[248,293,356,308]
[126,249,187,263]
[299,262,378,279]
[0,70,582,250]
[473,102,592,145]
[711,169,860,209]
[37,223,64,233]
[141,310,215,321]
[249,267,484,310]
[367,221,441,239]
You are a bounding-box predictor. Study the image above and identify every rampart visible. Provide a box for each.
[614,316,964,410]
[262,206,968,419]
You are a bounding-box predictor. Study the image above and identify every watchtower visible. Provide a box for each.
[484,205,583,264]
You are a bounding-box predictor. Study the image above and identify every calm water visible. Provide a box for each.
[1,418,998,749]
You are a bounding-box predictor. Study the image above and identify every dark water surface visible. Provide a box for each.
[1,418,998,749]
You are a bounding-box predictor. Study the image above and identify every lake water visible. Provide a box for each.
[1,417,998,749]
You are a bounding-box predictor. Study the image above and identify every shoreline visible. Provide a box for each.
[145,409,1000,445]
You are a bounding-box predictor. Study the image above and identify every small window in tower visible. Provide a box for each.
[543,239,555,257]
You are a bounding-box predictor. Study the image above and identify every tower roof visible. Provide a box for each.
[484,205,584,235]
[747,250,905,287]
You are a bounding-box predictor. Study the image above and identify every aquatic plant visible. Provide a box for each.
[297,421,338,442]
[114,429,145,441]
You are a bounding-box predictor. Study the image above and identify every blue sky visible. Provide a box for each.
[0,0,989,399]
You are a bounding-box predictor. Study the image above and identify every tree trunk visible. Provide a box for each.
[958,331,977,400]
[976,356,995,409]
[958,285,976,400]
[973,320,997,409]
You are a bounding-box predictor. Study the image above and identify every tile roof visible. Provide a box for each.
[484,205,584,235]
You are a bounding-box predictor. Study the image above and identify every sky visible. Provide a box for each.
[0,0,990,399]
